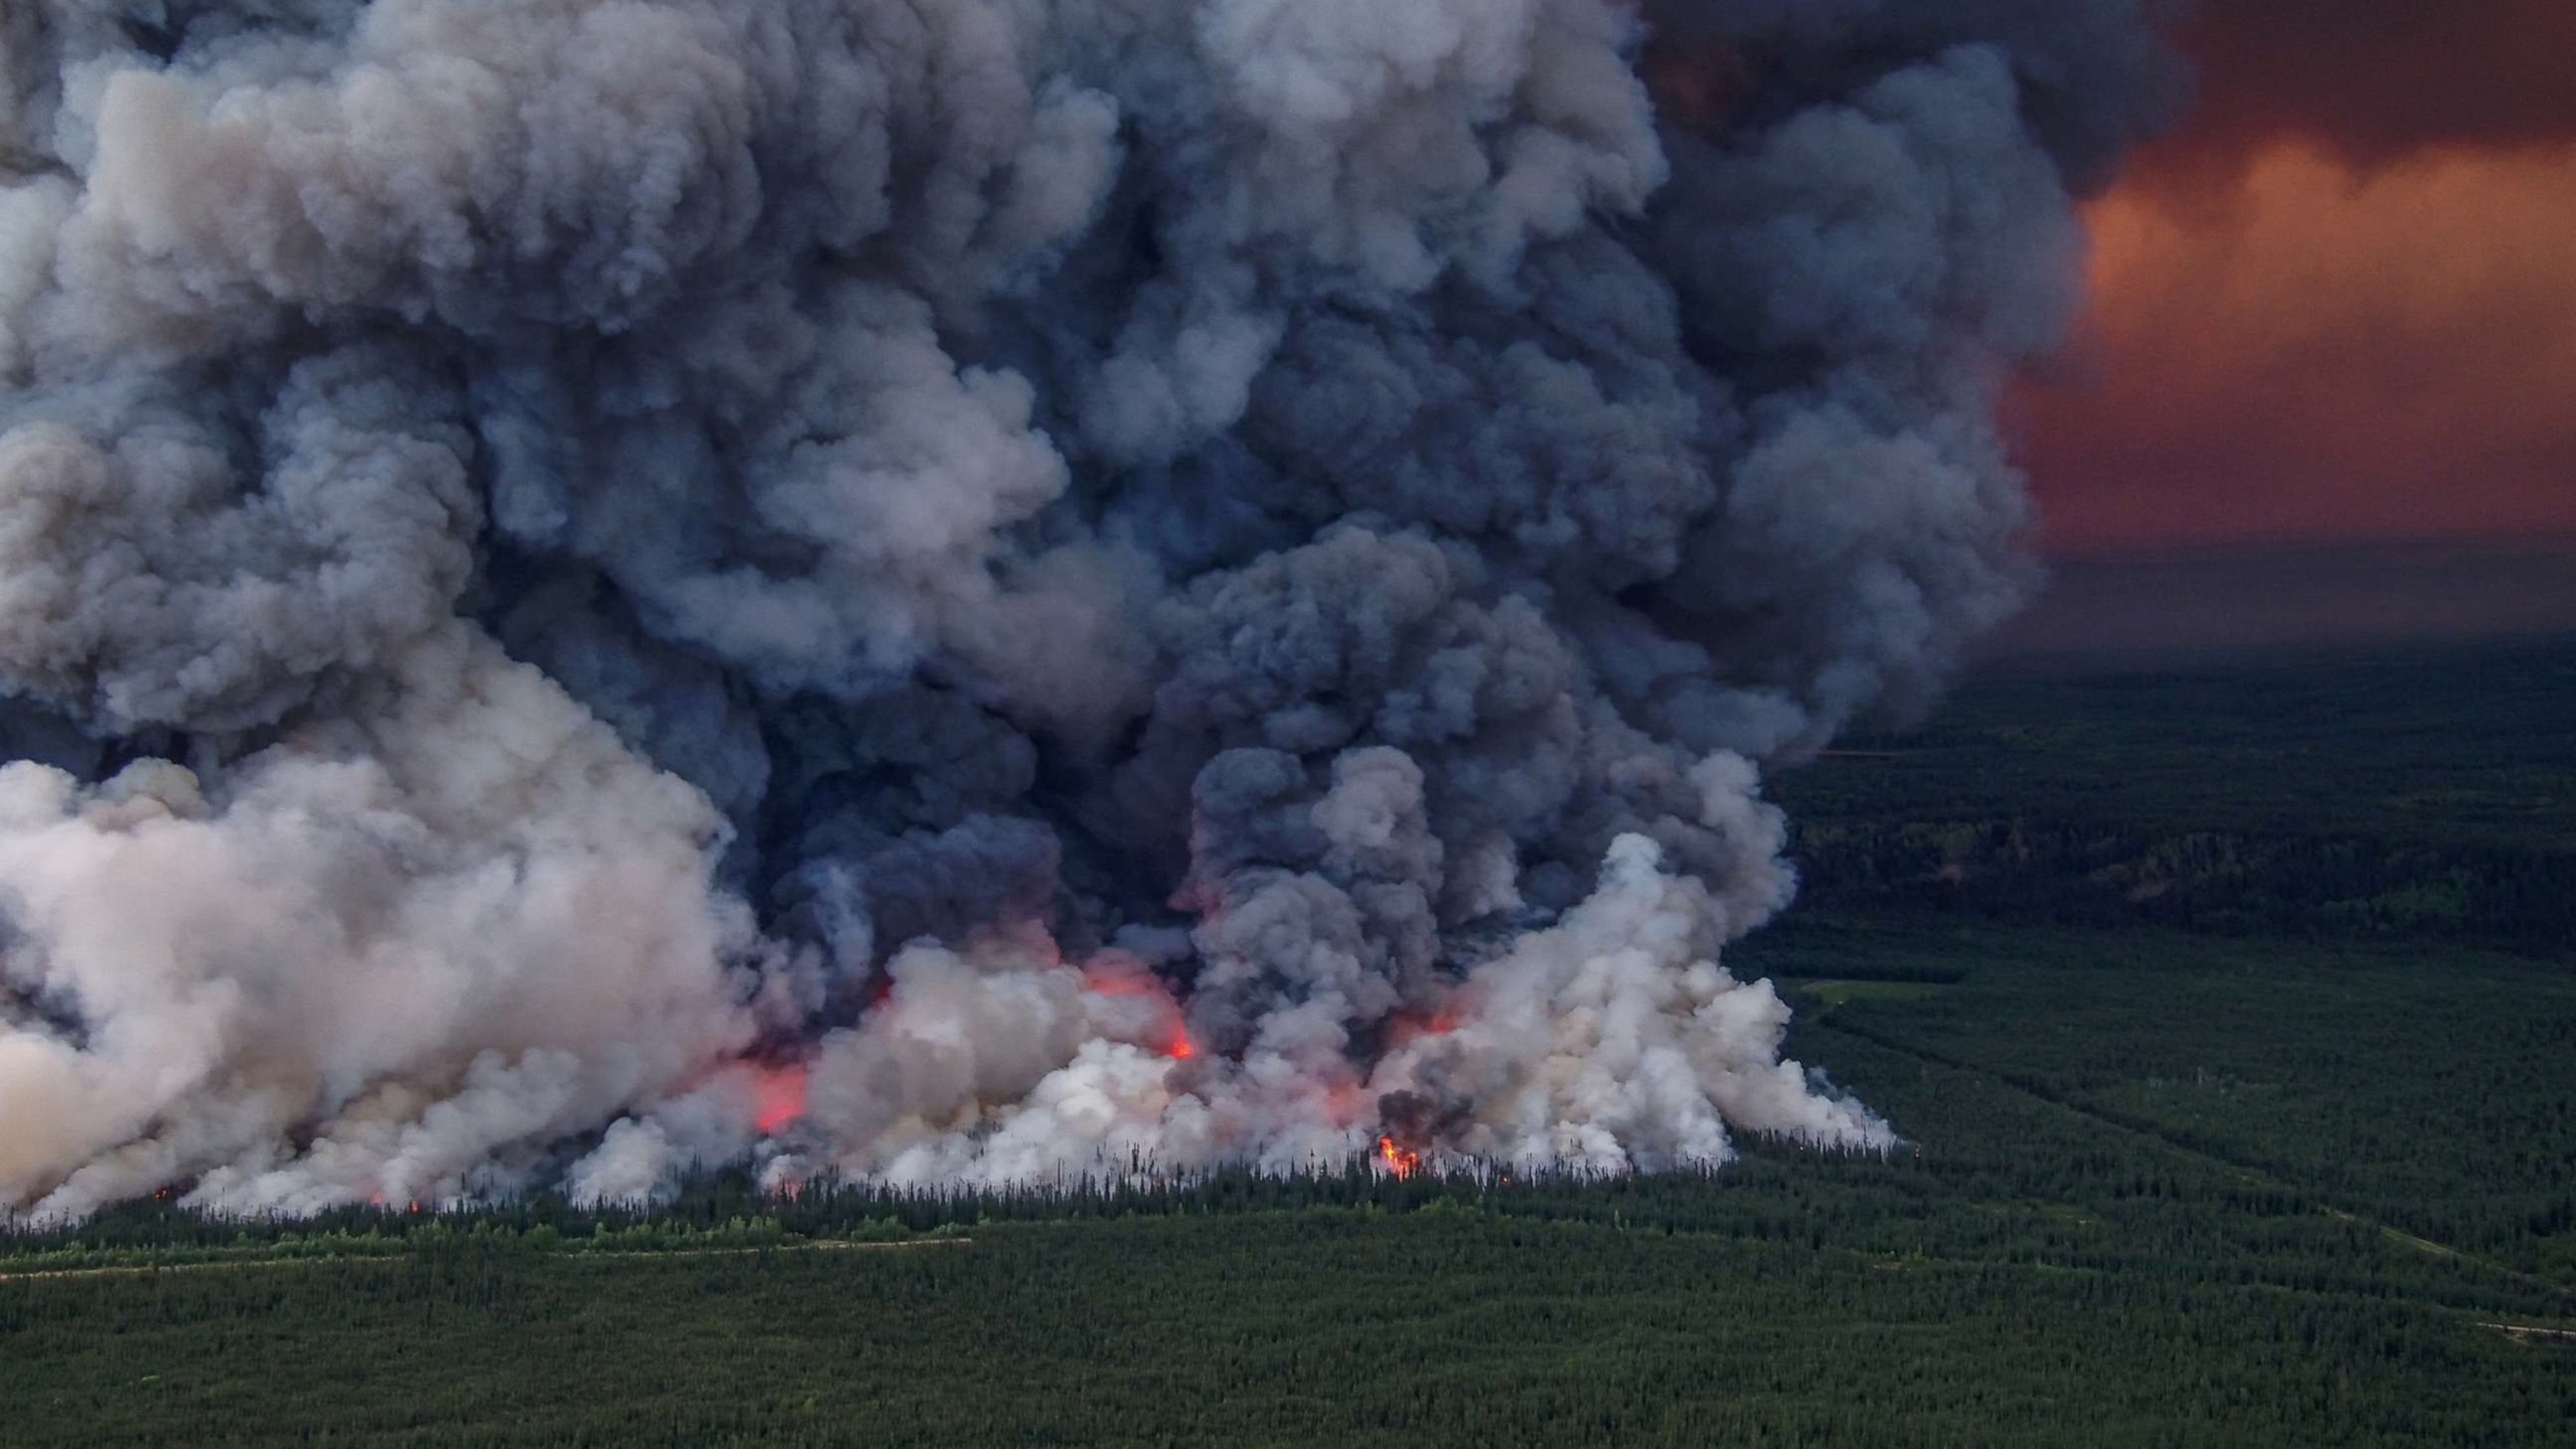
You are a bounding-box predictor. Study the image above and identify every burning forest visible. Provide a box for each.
[0,0,2181,1218]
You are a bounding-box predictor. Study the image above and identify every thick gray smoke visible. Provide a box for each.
[0,0,2180,1215]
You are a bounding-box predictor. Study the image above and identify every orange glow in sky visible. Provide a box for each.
[750,1062,810,1136]
[2011,3,2576,555]
[2020,143,2576,553]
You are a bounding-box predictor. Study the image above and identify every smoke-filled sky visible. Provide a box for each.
[13,0,2552,1222]
[2015,0,2576,554]
[1,0,2197,1218]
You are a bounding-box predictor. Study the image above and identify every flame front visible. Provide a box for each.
[1377,1135,1422,1179]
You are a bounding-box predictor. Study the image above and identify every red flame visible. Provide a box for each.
[751,1062,809,1135]
[1385,1002,1465,1049]
[1083,958,1196,1064]
[1377,1136,1422,1180]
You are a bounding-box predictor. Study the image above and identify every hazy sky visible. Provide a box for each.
[2012,0,2576,556]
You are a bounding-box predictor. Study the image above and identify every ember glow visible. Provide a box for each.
[751,1066,811,1138]
[1384,1005,1465,1050]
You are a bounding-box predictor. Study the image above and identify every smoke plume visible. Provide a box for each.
[0,0,2177,1216]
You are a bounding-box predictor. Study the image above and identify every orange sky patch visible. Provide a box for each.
[2016,142,2576,553]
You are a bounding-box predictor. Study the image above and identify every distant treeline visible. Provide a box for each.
[1766,639,2576,952]
[1789,818,2576,949]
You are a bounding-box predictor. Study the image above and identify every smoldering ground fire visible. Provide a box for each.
[0,1,2179,1218]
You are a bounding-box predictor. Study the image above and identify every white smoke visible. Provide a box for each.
[0,0,2181,1214]
[0,626,767,1217]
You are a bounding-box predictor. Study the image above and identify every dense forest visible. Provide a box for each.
[5,1209,2571,1449]
[1775,641,2576,948]
[4,641,2572,1446]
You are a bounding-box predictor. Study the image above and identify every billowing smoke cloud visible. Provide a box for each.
[0,0,2175,1216]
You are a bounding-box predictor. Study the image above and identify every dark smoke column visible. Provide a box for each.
[0,0,2179,1214]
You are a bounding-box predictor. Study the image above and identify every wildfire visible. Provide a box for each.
[750,1062,810,1135]
[1377,1135,1423,1179]
[1083,958,1194,1063]
[1384,1002,1465,1048]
